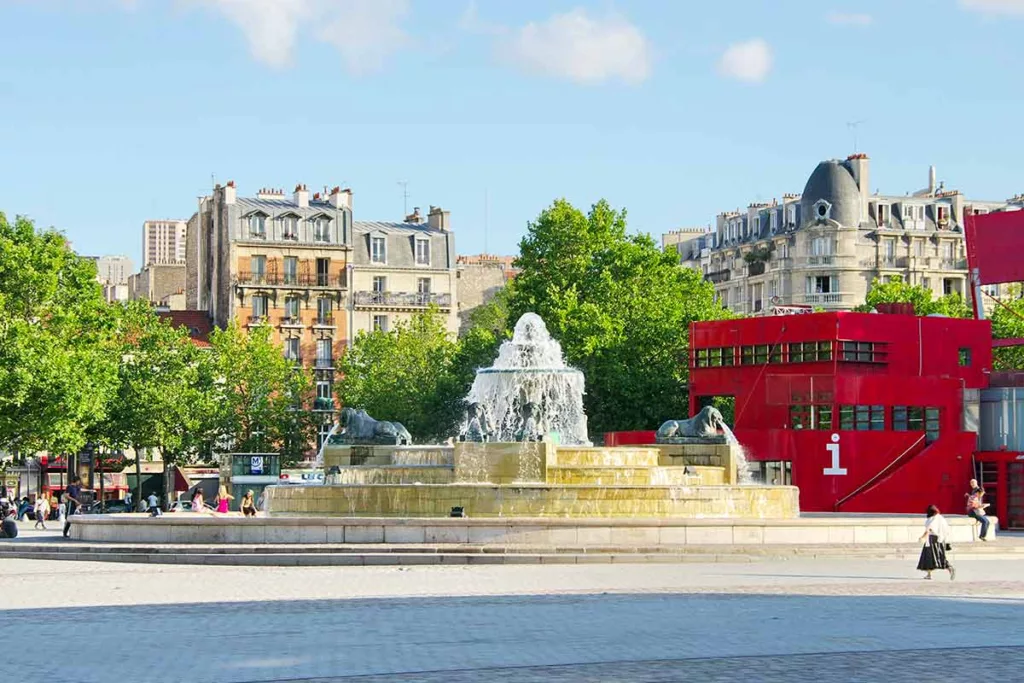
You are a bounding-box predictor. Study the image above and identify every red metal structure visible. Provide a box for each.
[684,312,989,515]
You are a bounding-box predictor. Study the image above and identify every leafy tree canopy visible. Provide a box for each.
[989,285,1024,371]
[209,322,317,463]
[506,199,730,434]
[0,213,119,455]
[855,275,971,318]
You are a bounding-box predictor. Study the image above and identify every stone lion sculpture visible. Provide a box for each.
[655,406,726,442]
[338,407,413,445]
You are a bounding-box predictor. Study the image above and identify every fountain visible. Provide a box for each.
[269,313,796,519]
[464,312,588,445]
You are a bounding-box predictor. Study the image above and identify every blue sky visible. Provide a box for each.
[1,0,1023,265]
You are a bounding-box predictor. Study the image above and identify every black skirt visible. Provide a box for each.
[917,535,951,571]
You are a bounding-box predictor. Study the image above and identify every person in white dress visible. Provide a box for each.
[917,505,955,580]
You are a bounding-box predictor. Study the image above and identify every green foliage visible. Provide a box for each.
[0,213,119,455]
[507,199,730,434]
[337,306,463,442]
[856,275,971,318]
[743,245,773,264]
[208,322,317,463]
[990,285,1024,371]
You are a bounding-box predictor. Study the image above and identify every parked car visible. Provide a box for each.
[83,500,132,514]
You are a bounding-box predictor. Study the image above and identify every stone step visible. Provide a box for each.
[545,466,702,487]
[551,448,661,468]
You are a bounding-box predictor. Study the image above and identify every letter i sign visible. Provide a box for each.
[824,433,847,475]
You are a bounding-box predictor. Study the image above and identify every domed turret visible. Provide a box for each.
[799,160,864,228]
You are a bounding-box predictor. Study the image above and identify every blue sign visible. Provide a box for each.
[250,456,265,474]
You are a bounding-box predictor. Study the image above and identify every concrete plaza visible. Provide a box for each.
[2,554,1023,682]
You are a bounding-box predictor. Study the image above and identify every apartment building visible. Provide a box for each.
[455,254,518,333]
[85,254,133,303]
[676,154,1022,315]
[350,206,458,337]
[185,183,458,448]
[144,219,187,266]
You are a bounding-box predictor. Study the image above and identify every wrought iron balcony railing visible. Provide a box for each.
[352,291,452,307]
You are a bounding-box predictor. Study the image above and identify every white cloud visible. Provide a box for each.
[717,38,772,84]
[184,0,410,72]
[498,8,652,85]
[826,11,873,25]
[959,0,1024,14]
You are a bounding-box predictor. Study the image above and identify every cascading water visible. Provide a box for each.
[719,423,753,484]
[314,422,340,468]
[466,313,590,445]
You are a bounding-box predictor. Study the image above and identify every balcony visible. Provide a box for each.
[284,354,303,365]
[314,314,336,328]
[237,271,347,288]
[706,269,731,284]
[747,261,766,277]
[939,258,967,270]
[801,292,846,305]
[248,315,269,326]
[315,357,335,369]
[280,316,303,328]
[353,291,452,309]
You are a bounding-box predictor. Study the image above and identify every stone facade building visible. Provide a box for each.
[455,254,517,333]
[350,206,458,337]
[676,155,1023,315]
[128,263,186,308]
[185,183,457,447]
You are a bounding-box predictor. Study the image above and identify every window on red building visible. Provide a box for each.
[840,405,884,431]
[790,403,832,430]
[788,341,832,363]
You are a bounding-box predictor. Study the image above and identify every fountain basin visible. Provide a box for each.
[267,482,797,519]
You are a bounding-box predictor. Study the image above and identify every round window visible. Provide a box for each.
[817,204,827,217]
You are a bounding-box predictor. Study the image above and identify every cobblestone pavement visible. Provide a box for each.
[2,557,1022,682]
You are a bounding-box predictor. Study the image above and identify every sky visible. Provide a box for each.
[1,0,1024,266]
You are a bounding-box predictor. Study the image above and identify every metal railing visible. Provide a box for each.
[280,316,303,327]
[940,258,967,270]
[705,269,731,284]
[315,357,335,369]
[314,314,335,326]
[353,291,452,307]
[801,292,846,304]
[237,271,347,288]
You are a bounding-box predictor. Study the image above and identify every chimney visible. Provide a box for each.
[328,186,352,210]
[428,205,451,232]
[405,207,423,223]
[223,180,237,205]
[294,184,309,208]
[929,166,937,195]
[845,154,870,223]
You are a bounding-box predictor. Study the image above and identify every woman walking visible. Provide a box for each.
[918,505,955,580]
[33,495,49,530]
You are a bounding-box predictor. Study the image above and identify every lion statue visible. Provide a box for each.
[655,406,726,442]
[337,407,413,445]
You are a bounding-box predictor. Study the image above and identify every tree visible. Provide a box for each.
[208,322,317,464]
[337,306,462,442]
[856,275,971,318]
[989,285,1024,371]
[507,199,730,434]
[0,213,119,457]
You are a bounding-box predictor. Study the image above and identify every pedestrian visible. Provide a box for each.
[124,490,132,511]
[240,490,257,518]
[147,492,159,512]
[17,496,32,521]
[63,477,83,538]
[917,504,955,581]
[256,490,267,512]
[192,489,205,513]
[965,478,990,541]
[58,498,67,524]
[33,495,49,530]
[215,485,234,514]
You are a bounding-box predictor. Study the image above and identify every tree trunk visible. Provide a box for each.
[134,445,143,512]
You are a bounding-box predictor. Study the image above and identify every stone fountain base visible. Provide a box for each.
[269,442,796,520]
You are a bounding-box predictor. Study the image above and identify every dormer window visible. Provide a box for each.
[311,216,331,243]
[371,236,386,264]
[813,200,832,222]
[281,215,299,240]
[248,213,267,238]
[415,237,430,266]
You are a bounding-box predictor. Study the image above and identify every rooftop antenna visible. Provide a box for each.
[484,188,489,255]
[397,181,409,216]
[847,120,866,153]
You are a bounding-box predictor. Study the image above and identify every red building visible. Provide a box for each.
[684,311,993,517]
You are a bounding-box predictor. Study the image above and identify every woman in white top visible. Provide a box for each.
[33,496,49,530]
[917,505,955,580]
